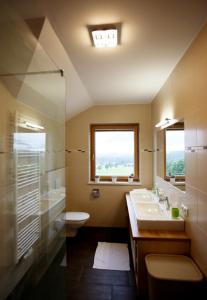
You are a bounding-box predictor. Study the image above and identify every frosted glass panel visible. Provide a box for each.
[0,6,66,297]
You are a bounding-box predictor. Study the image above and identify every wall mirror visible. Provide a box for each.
[156,120,185,191]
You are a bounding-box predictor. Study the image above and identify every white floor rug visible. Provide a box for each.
[93,242,130,271]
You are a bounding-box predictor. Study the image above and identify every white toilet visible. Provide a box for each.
[64,212,90,237]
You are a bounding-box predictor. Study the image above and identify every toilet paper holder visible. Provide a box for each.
[91,188,100,198]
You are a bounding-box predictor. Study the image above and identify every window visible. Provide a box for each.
[90,124,139,182]
[164,123,185,180]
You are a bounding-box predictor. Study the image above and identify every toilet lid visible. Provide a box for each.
[145,254,203,282]
[65,212,90,221]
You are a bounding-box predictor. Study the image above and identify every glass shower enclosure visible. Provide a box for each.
[0,4,66,299]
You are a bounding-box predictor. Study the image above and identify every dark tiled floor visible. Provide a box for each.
[66,227,138,300]
[26,227,139,300]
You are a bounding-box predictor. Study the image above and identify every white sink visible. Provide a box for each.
[130,190,184,231]
[130,189,156,203]
[133,202,165,219]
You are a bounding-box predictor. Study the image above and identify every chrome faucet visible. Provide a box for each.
[158,195,170,210]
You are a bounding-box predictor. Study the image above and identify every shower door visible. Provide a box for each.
[0,3,66,299]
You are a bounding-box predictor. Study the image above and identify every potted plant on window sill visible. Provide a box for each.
[111,176,117,183]
[128,174,134,183]
[95,176,100,183]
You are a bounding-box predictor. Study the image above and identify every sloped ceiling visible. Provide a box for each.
[8,0,207,118]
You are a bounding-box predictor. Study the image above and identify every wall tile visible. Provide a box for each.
[185,151,198,187]
[185,184,198,226]
[196,113,207,147]
[197,150,207,194]
[190,225,207,276]
[197,189,207,235]
[185,114,197,147]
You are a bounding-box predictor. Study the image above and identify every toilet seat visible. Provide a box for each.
[65,212,90,222]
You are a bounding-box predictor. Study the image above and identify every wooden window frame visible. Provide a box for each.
[90,123,139,182]
[164,122,185,181]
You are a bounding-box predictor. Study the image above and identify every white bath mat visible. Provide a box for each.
[93,242,130,271]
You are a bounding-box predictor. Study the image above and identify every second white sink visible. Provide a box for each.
[133,202,165,220]
[130,191,184,231]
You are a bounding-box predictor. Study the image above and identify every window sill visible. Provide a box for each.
[88,181,142,186]
[171,181,185,186]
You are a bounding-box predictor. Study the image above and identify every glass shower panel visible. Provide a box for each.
[0,70,66,300]
[0,9,66,297]
[16,71,66,282]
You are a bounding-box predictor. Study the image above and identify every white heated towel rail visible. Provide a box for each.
[15,151,41,262]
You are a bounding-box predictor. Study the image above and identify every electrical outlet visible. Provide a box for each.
[181,204,188,218]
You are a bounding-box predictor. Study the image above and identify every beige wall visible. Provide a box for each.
[152,22,207,277]
[66,104,152,227]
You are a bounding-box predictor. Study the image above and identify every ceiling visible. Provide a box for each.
[7,0,207,118]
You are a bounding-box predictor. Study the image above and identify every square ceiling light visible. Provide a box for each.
[88,24,120,48]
